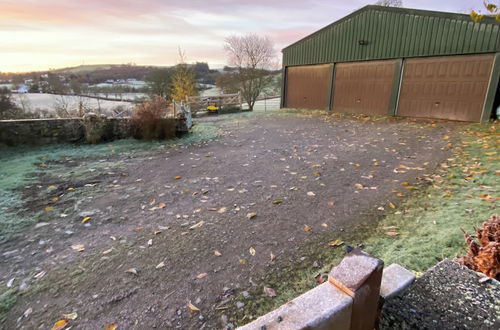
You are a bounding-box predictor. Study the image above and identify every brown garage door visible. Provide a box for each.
[398,54,494,122]
[332,60,397,115]
[285,64,332,110]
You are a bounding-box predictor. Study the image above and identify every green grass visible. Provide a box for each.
[233,122,499,324]
[0,289,17,323]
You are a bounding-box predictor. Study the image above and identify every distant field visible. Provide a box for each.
[12,93,135,117]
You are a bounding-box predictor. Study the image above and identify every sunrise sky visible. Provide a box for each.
[0,0,487,73]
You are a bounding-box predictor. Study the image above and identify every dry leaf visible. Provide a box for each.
[189,221,205,230]
[249,247,256,256]
[81,216,91,223]
[272,200,283,205]
[307,191,316,196]
[217,207,227,213]
[71,244,85,252]
[442,135,450,140]
[401,181,410,186]
[156,261,165,269]
[48,185,57,189]
[51,319,68,330]
[214,250,222,256]
[270,252,276,261]
[196,273,207,279]
[44,206,55,212]
[263,286,277,297]
[327,201,335,207]
[63,312,78,320]
[354,184,364,189]
[125,268,138,275]
[67,187,75,191]
[105,323,118,330]
[187,301,200,313]
[158,202,166,209]
[303,225,312,232]
[154,230,162,235]
[385,232,400,237]
[314,273,325,283]
[327,239,344,247]
[51,197,60,202]
[174,176,182,180]
[147,239,153,246]
[388,202,396,209]
[239,259,247,264]
[442,193,453,198]
[321,223,328,228]
[246,212,257,219]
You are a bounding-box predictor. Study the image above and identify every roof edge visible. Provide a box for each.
[282,5,500,52]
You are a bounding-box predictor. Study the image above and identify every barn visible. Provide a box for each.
[280,5,500,122]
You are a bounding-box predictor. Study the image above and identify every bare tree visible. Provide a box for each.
[224,34,276,111]
[374,0,403,7]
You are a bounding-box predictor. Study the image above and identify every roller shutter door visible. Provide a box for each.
[285,64,332,110]
[332,60,397,115]
[397,54,494,122]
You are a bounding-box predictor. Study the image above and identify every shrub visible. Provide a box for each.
[132,96,175,139]
[456,214,500,279]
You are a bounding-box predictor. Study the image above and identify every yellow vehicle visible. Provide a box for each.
[207,102,219,114]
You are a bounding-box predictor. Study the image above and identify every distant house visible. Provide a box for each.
[17,85,29,93]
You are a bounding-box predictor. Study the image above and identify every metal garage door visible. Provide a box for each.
[332,60,397,115]
[398,54,494,122]
[285,64,332,110]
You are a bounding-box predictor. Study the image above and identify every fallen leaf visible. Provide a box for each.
[249,247,256,256]
[125,268,138,275]
[246,212,257,219]
[102,248,113,255]
[314,273,324,283]
[217,207,227,213]
[306,191,316,196]
[327,201,335,207]
[272,200,283,205]
[321,223,328,228]
[327,239,344,247]
[71,244,85,252]
[147,239,153,246]
[174,176,182,180]
[263,286,277,297]
[154,230,162,235]
[442,193,453,198]
[51,197,60,202]
[187,301,200,313]
[105,323,118,330]
[388,202,396,209]
[214,250,222,256]
[313,171,321,176]
[354,183,364,189]
[67,187,75,191]
[239,259,247,264]
[51,319,68,330]
[63,312,78,320]
[48,185,57,190]
[81,216,91,223]
[44,206,54,212]
[303,225,312,232]
[442,135,450,140]
[158,202,166,209]
[401,181,410,186]
[156,261,165,269]
[385,232,400,237]
[270,252,276,261]
[196,273,207,279]
[189,221,205,230]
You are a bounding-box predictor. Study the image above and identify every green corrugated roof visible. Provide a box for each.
[282,5,500,67]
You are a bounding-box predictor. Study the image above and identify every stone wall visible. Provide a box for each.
[0,117,178,146]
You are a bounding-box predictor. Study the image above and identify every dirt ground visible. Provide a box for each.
[1,110,457,329]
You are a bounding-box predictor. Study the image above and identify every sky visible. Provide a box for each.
[0,0,489,72]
